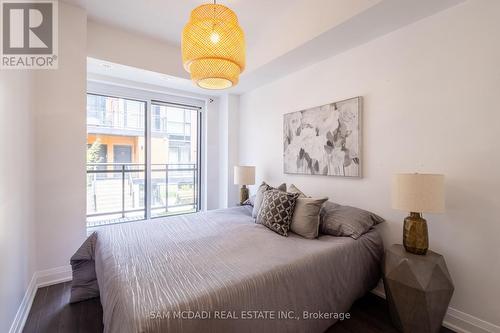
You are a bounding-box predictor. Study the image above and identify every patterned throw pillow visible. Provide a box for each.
[257,189,300,236]
[251,182,287,218]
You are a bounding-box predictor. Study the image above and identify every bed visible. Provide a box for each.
[71,206,384,333]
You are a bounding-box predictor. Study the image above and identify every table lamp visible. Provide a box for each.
[234,166,255,205]
[392,173,445,255]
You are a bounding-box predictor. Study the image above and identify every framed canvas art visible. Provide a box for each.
[283,96,362,177]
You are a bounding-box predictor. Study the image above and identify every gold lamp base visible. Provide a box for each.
[239,185,249,205]
[403,212,429,255]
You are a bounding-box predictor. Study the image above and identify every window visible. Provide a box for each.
[86,94,146,226]
[86,90,202,228]
[150,102,199,218]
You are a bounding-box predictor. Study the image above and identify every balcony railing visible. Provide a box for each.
[86,163,198,227]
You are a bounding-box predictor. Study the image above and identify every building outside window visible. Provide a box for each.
[86,93,201,227]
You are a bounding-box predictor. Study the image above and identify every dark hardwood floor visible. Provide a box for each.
[24,282,454,333]
[23,282,103,333]
[326,293,454,333]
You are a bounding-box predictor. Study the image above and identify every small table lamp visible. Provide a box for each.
[392,173,445,255]
[234,166,255,205]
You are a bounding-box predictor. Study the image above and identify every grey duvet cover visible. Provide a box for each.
[71,206,383,333]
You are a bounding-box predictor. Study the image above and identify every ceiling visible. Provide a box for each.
[69,0,465,94]
[62,0,381,71]
[63,0,300,47]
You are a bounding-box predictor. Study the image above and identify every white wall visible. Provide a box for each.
[226,95,240,206]
[218,94,240,208]
[33,2,87,270]
[87,21,187,80]
[204,97,222,210]
[238,0,500,327]
[0,3,86,328]
[0,72,36,332]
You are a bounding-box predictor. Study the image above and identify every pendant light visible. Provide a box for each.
[182,1,245,90]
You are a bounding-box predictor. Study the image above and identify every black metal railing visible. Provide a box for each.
[86,163,198,226]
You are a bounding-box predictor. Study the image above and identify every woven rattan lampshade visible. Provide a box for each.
[182,3,245,90]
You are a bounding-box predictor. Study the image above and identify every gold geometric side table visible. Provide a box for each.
[383,244,454,333]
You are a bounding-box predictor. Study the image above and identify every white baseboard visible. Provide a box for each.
[9,265,72,333]
[35,265,73,288]
[8,273,38,333]
[371,283,500,333]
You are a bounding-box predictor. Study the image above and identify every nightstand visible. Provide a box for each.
[383,244,454,333]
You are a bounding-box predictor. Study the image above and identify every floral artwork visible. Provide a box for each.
[283,97,362,177]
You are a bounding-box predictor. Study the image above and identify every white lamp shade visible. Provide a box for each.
[234,166,255,185]
[392,173,445,213]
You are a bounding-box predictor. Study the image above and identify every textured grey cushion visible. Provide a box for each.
[287,184,328,239]
[288,184,307,198]
[319,201,385,239]
[252,182,287,218]
[290,197,329,239]
[257,189,299,236]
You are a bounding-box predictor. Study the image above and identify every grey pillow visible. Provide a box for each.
[287,184,328,239]
[290,197,329,239]
[252,182,287,218]
[257,189,299,236]
[288,184,307,198]
[319,201,385,239]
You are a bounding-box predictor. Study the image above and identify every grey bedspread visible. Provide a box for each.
[71,206,383,333]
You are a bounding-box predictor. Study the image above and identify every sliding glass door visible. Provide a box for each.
[86,94,146,227]
[150,102,200,218]
[86,92,202,227]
